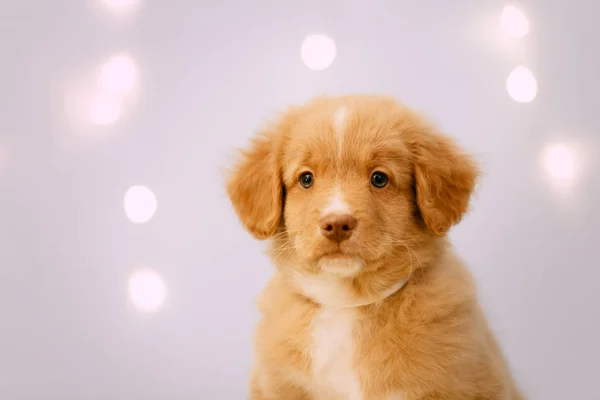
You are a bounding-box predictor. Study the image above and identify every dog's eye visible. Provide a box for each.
[299,172,314,189]
[370,171,388,188]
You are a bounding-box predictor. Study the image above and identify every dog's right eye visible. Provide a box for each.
[299,172,314,189]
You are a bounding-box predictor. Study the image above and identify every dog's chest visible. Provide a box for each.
[309,306,362,400]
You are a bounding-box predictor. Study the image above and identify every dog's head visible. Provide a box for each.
[227,95,478,280]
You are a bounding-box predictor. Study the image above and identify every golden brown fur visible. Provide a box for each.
[227,95,523,399]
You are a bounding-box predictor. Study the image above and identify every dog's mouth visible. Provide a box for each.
[317,253,366,276]
[322,248,353,257]
[318,240,378,261]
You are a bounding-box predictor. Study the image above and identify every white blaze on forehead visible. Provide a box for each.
[333,105,348,158]
[322,186,351,216]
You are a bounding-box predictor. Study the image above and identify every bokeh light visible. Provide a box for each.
[506,66,538,103]
[128,269,167,312]
[499,6,529,38]
[301,34,337,71]
[97,53,137,96]
[99,0,141,16]
[124,185,157,224]
[89,91,123,125]
[543,143,578,183]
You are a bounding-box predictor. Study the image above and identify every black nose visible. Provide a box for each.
[319,214,357,242]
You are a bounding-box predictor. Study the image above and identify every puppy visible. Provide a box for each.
[227,95,523,399]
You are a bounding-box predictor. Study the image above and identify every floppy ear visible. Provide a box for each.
[226,121,286,240]
[407,125,479,236]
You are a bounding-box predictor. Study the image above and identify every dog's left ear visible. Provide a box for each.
[406,124,479,236]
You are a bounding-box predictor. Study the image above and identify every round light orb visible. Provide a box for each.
[89,91,123,125]
[98,53,137,95]
[124,185,157,224]
[499,6,529,38]
[506,66,538,103]
[100,0,141,15]
[301,34,337,71]
[543,144,577,182]
[128,269,167,312]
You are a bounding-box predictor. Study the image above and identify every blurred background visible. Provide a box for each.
[1,0,598,399]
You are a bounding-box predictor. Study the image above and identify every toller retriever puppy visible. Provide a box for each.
[226,95,523,399]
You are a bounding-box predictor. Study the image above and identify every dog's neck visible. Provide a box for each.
[291,271,409,308]
[270,237,445,308]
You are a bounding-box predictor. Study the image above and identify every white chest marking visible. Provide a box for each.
[333,105,348,159]
[310,306,362,399]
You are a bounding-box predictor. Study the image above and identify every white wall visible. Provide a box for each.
[1,1,598,399]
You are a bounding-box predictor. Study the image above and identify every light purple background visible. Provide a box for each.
[1,1,598,399]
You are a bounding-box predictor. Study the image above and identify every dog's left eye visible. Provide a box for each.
[370,171,388,188]
[299,172,314,188]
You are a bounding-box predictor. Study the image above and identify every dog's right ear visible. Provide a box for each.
[226,115,290,240]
